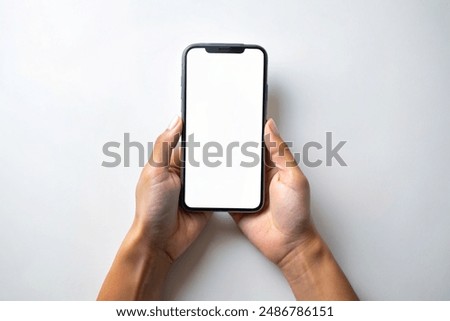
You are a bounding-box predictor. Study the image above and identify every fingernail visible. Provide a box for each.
[167,115,179,130]
[268,118,279,135]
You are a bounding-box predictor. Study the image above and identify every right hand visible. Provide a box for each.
[230,118,317,266]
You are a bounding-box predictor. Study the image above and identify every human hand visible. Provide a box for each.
[231,118,357,300]
[133,115,211,262]
[98,116,211,300]
[231,118,315,265]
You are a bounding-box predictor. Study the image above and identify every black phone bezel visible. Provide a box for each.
[180,43,268,213]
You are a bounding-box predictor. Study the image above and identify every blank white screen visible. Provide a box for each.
[184,47,264,209]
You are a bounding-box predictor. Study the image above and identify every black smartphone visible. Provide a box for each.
[180,43,267,212]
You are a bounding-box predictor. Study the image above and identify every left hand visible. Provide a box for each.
[134,115,211,262]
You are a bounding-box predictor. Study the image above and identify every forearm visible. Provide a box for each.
[280,233,358,301]
[97,223,171,300]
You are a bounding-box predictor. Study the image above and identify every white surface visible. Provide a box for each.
[185,47,264,209]
[0,0,449,300]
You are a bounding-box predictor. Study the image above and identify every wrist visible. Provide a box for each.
[97,222,172,301]
[123,222,172,299]
[278,230,328,284]
[278,230,358,300]
[129,218,173,258]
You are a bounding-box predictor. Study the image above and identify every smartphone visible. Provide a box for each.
[180,43,267,212]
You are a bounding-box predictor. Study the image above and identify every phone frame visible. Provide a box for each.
[180,43,268,212]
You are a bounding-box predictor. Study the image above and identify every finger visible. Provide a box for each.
[169,146,182,177]
[170,145,182,170]
[228,212,262,237]
[264,118,296,169]
[166,211,212,261]
[263,135,275,170]
[183,210,212,232]
[229,212,244,224]
[264,118,306,182]
[148,115,182,170]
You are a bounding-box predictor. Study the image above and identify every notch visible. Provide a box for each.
[205,46,245,54]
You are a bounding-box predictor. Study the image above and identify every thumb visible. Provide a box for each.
[264,118,298,171]
[264,118,308,189]
[148,115,182,170]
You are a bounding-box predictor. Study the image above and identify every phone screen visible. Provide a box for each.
[182,44,266,211]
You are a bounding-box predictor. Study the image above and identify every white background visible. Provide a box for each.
[0,0,449,300]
